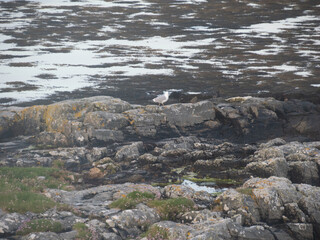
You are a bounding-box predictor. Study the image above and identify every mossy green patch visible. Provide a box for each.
[141,225,169,239]
[109,191,155,210]
[147,198,195,221]
[0,167,73,213]
[183,176,241,186]
[236,187,254,196]
[0,192,56,214]
[73,222,95,240]
[17,219,63,235]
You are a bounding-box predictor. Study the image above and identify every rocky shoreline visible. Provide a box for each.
[0,95,320,239]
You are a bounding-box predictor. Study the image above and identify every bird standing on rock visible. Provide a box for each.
[152,91,170,106]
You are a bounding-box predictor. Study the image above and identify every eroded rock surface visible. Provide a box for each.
[0,177,319,239]
[1,96,320,147]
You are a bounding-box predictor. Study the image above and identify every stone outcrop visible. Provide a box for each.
[1,177,319,239]
[1,95,320,239]
[1,96,320,147]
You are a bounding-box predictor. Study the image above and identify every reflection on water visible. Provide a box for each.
[0,0,319,106]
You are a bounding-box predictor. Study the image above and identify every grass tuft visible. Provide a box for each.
[141,225,169,240]
[0,167,73,213]
[17,219,63,235]
[147,197,195,221]
[72,222,98,240]
[109,191,155,210]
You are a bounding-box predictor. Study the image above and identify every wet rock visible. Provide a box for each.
[0,110,21,138]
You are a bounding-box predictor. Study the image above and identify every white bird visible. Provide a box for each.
[153,91,170,106]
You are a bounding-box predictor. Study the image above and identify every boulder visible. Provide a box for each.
[21,232,62,240]
[109,204,161,238]
[114,142,144,162]
[150,221,193,240]
[245,157,289,178]
[163,101,216,127]
[289,161,319,185]
[164,184,214,206]
[286,223,313,240]
[0,213,29,237]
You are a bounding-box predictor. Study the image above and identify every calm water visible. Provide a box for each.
[0,0,319,106]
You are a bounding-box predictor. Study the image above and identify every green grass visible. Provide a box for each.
[109,191,195,221]
[73,222,95,240]
[141,225,169,240]
[147,198,195,221]
[0,192,56,214]
[17,219,63,235]
[109,191,155,210]
[0,167,73,213]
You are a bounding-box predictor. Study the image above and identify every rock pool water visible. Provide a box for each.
[0,0,319,106]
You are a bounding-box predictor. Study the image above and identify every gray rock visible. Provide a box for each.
[84,112,129,130]
[189,218,233,240]
[191,217,274,240]
[151,221,193,240]
[21,232,62,240]
[59,230,78,240]
[114,142,144,162]
[296,184,320,236]
[233,225,275,240]
[109,204,161,238]
[101,232,122,240]
[138,153,158,163]
[269,227,294,240]
[124,108,166,137]
[163,101,216,127]
[89,129,124,143]
[286,223,313,240]
[289,161,319,185]
[45,183,161,217]
[164,184,213,206]
[245,157,289,178]
[215,188,261,225]
[0,213,28,237]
